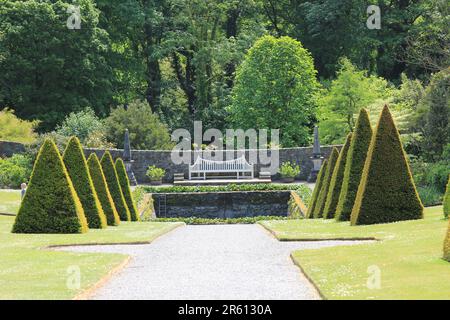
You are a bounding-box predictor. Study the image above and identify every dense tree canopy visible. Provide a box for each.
[0,0,114,131]
[0,0,447,156]
[228,36,319,147]
[104,100,173,150]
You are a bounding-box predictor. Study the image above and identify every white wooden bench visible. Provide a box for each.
[189,156,254,180]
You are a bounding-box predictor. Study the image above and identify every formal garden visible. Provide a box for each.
[0,0,449,301]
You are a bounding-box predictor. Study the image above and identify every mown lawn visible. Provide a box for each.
[259,206,450,300]
[0,215,183,299]
[0,190,21,214]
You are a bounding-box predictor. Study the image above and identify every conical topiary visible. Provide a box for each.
[306,159,328,218]
[12,139,88,234]
[87,154,120,226]
[335,109,373,221]
[351,105,423,225]
[115,158,139,221]
[444,175,450,219]
[323,133,352,219]
[101,151,131,221]
[63,137,107,229]
[313,147,339,218]
[444,220,450,262]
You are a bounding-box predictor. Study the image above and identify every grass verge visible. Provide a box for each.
[0,215,183,299]
[259,206,450,299]
[0,190,21,214]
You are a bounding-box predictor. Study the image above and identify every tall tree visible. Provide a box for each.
[0,0,115,131]
[318,58,388,144]
[421,68,450,161]
[228,35,319,147]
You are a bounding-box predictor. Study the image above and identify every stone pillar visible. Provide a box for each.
[307,126,324,182]
[123,129,138,186]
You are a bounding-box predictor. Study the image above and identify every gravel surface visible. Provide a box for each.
[59,224,370,300]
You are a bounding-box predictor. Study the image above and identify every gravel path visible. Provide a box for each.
[59,224,369,300]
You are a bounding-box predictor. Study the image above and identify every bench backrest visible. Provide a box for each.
[190,156,253,172]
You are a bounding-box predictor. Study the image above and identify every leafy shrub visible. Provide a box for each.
[115,158,139,221]
[351,105,423,225]
[146,165,165,180]
[313,148,339,218]
[153,216,289,225]
[12,139,88,234]
[0,109,37,144]
[444,176,450,219]
[63,137,107,229]
[335,109,373,221]
[417,186,444,207]
[323,133,352,219]
[87,154,120,226]
[426,162,450,193]
[409,158,449,206]
[104,100,174,150]
[56,108,106,145]
[27,132,69,156]
[101,151,130,221]
[0,154,33,188]
[306,160,328,218]
[279,161,301,178]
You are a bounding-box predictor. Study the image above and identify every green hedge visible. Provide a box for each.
[154,216,289,225]
[115,158,139,221]
[313,148,339,218]
[0,154,33,188]
[323,133,352,219]
[12,139,88,234]
[335,109,373,221]
[306,160,328,218]
[87,153,120,226]
[63,137,107,229]
[444,176,450,219]
[444,220,450,261]
[351,105,423,225]
[101,151,131,221]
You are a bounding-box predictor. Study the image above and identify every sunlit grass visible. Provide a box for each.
[0,215,183,299]
[260,206,450,299]
[0,190,21,214]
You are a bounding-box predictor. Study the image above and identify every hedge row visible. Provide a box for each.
[335,109,372,221]
[101,151,131,221]
[444,176,450,219]
[12,137,140,233]
[313,148,339,218]
[115,158,139,221]
[306,159,328,218]
[323,133,352,219]
[63,137,107,229]
[12,139,88,234]
[351,105,423,225]
[87,153,121,226]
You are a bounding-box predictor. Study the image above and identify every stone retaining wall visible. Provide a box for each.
[152,191,291,218]
[84,146,340,183]
[0,140,341,183]
[0,140,26,158]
